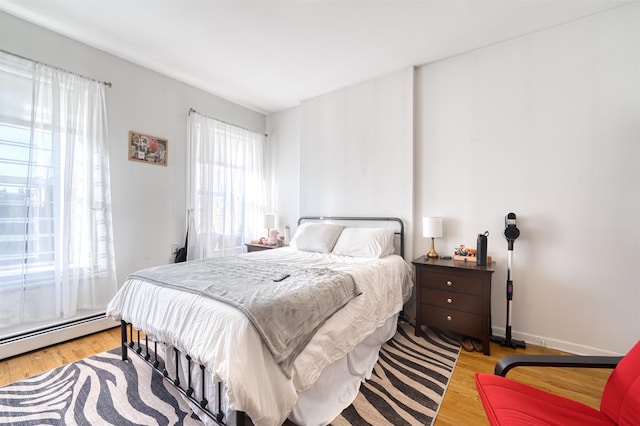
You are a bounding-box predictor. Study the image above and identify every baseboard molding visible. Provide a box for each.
[0,315,118,360]
[491,326,623,356]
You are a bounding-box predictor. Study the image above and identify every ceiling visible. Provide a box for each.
[0,0,631,114]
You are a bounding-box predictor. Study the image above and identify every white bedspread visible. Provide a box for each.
[106,248,413,426]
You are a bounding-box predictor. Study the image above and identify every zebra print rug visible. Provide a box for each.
[331,322,461,425]
[0,322,459,425]
[0,347,201,425]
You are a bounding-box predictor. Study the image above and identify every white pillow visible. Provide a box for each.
[332,227,396,258]
[290,223,345,253]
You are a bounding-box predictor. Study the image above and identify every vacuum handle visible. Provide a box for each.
[504,212,520,248]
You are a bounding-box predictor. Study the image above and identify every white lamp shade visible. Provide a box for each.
[263,214,276,229]
[423,217,443,238]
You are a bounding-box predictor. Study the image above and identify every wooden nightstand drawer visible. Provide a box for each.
[421,306,483,336]
[420,271,483,296]
[421,288,482,313]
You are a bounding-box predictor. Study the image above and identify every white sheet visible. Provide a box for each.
[106,248,413,426]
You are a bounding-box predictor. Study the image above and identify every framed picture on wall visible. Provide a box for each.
[128,131,168,166]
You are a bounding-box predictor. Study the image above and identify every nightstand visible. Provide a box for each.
[245,243,277,252]
[412,257,494,355]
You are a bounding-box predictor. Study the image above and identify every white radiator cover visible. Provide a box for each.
[0,315,118,360]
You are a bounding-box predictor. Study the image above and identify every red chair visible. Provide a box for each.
[475,341,640,425]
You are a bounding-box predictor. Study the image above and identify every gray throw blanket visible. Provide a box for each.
[128,256,361,378]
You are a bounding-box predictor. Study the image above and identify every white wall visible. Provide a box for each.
[297,67,415,259]
[415,3,639,355]
[268,67,415,256]
[266,106,301,239]
[0,12,266,283]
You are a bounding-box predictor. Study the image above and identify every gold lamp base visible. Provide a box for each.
[427,237,439,258]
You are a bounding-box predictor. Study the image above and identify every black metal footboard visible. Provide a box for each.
[120,320,247,426]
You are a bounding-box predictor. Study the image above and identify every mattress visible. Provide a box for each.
[107,247,413,426]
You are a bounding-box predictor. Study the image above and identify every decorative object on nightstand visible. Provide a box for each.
[284,225,290,245]
[423,217,443,259]
[454,244,492,264]
[412,256,494,355]
[267,229,279,245]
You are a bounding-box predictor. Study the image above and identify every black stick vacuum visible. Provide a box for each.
[491,213,526,349]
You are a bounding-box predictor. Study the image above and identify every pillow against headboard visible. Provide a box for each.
[290,223,345,253]
[332,227,395,258]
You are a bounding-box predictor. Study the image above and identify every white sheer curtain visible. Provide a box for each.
[187,111,265,259]
[0,52,117,338]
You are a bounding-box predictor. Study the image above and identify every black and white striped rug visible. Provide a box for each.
[0,347,201,426]
[332,323,461,425]
[0,323,459,425]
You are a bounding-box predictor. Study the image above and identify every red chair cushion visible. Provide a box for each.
[475,373,614,426]
[600,341,640,425]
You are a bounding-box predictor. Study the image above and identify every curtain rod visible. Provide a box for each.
[188,108,267,137]
[1,49,112,88]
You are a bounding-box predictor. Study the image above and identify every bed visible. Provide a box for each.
[106,217,413,426]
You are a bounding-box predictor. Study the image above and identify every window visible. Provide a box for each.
[0,51,117,341]
[187,111,266,259]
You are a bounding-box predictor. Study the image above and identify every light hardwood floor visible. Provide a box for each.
[435,342,612,425]
[0,328,613,425]
[0,327,121,387]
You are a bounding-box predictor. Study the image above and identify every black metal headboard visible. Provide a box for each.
[297,216,405,258]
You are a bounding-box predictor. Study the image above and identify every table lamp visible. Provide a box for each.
[423,217,443,259]
[263,214,276,237]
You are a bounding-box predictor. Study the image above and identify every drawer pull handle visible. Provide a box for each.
[446,281,453,287]
[447,298,453,304]
[447,315,452,321]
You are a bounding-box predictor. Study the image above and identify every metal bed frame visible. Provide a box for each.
[120,321,246,425]
[120,216,405,426]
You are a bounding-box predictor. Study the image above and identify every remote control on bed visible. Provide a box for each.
[273,274,291,282]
